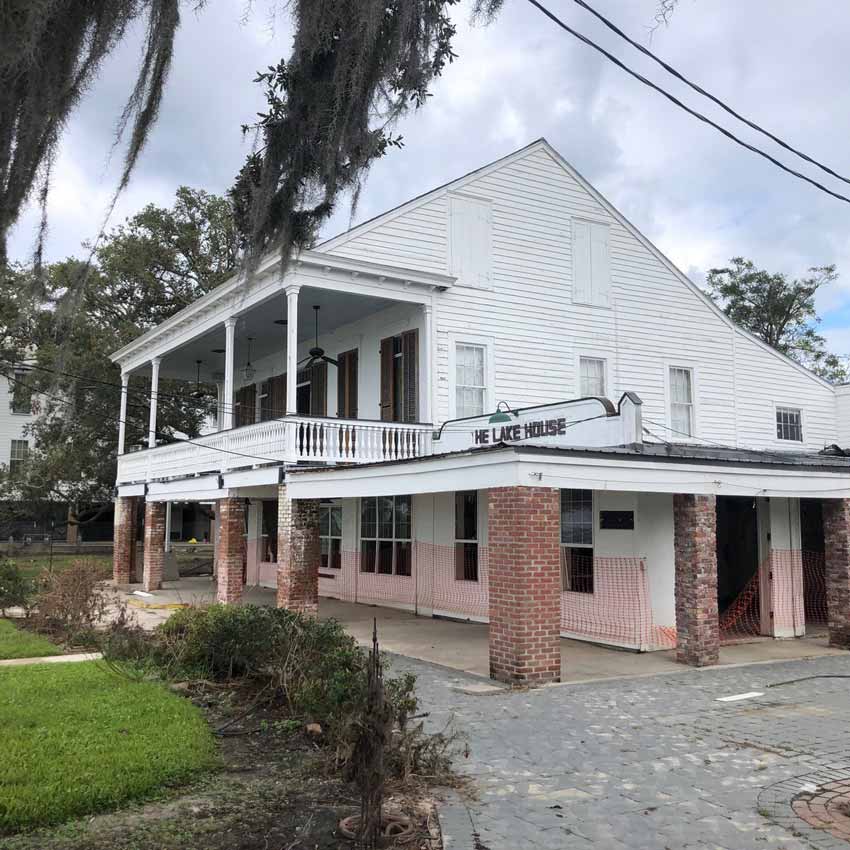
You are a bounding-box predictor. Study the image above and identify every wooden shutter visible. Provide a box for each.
[269,372,286,419]
[337,349,358,419]
[234,384,256,428]
[380,336,394,422]
[402,329,418,424]
[590,221,611,307]
[310,362,327,416]
[572,219,591,305]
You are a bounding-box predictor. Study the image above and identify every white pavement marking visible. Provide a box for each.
[715,691,765,702]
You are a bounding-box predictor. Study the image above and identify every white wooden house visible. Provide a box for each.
[111,140,850,683]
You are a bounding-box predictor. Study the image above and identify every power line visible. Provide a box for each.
[570,0,850,188]
[526,0,850,207]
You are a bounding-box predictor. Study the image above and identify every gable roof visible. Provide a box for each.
[320,138,833,391]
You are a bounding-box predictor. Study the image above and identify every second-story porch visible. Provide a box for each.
[111,250,453,488]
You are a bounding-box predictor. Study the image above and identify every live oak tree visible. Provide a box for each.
[1,0,504,269]
[0,187,238,532]
[705,257,846,383]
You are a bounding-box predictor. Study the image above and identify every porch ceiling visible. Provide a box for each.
[141,287,400,381]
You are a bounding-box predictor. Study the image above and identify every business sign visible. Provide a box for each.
[431,394,642,454]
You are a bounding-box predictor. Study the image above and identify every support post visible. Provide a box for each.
[142,501,166,592]
[285,285,300,414]
[148,357,161,449]
[216,497,246,604]
[117,371,129,455]
[822,498,850,648]
[113,495,139,584]
[223,318,237,430]
[276,484,320,614]
[673,494,719,666]
[422,303,433,423]
[488,486,561,685]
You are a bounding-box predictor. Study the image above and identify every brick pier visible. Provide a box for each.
[674,493,719,666]
[488,486,562,685]
[822,498,850,649]
[216,498,246,604]
[276,484,320,615]
[142,501,166,592]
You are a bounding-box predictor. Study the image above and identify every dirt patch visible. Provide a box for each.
[1,683,443,850]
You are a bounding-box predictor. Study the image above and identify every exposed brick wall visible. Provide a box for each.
[276,484,320,615]
[822,499,850,649]
[142,501,166,592]
[673,494,719,667]
[113,495,139,584]
[217,498,246,604]
[488,486,561,685]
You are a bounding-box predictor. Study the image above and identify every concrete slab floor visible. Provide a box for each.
[114,579,848,685]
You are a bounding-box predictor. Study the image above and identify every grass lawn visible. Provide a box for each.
[13,554,113,581]
[0,662,218,834]
[0,620,59,660]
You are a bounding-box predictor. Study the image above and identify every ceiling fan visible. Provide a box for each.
[299,305,338,370]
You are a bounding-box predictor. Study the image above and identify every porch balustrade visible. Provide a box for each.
[117,415,434,484]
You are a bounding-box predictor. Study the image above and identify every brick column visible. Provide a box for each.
[142,501,166,592]
[822,499,850,649]
[488,486,561,685]
[217,497,246,604]
[674,494,719,667]
[113,495,139,584]
[276,484,320,615]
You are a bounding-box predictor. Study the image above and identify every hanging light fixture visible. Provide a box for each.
[190,360,206,399]
[243,337,256,382]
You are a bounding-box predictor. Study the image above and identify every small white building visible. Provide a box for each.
[111,140,850,683]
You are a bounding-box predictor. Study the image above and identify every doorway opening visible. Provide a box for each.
[800,499,828,632]
[716,496,761,641]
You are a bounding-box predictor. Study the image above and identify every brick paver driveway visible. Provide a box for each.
[391,653,850,849]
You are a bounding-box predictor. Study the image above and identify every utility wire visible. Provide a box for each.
[569,0,850,188]
[526,0,850,207]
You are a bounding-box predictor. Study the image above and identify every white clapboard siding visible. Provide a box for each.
[323,141,837,452]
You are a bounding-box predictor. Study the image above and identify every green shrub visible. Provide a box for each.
[0,560,34,616]
[102,604,457,780]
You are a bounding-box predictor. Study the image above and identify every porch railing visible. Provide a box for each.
[117,415,434,485]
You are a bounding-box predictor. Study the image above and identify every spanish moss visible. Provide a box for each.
[0,0,181,265]
[231,0,504,271]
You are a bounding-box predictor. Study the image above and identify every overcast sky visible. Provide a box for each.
[9,0,850,353]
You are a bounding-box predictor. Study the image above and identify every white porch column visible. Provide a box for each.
[117,371,130,455]
[213,375,224,430]
[285,285,300,414]
[423,303,434,423]
[223,318,236,430]
[148,357,161,449]
[165,501,173,553]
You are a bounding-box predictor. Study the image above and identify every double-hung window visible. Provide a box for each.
[669,366,694,438]
[579,357,606,397]
[454,491,479,581]
[360,496,412,576]
[560,489,594,594]
[320,503,342,570]
[776,406,803,442]
[9,440,28,477]
[455,344,487,418]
